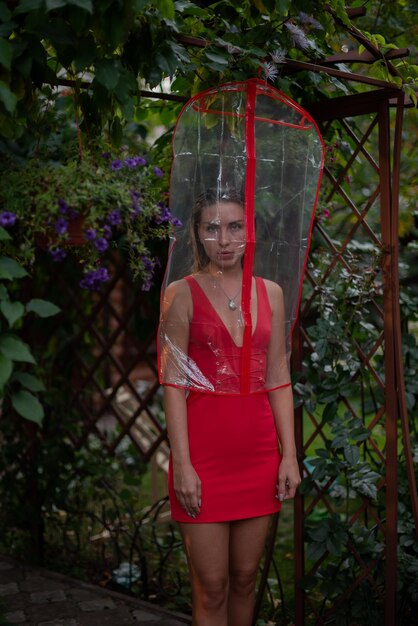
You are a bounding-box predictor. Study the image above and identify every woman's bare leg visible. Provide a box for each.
[179,522,230,626]
[228,515,272,626]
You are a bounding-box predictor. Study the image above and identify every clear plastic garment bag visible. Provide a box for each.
[158,79,324,395]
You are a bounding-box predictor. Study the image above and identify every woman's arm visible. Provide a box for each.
[268,385,300,501]
[265,280,301,501]
[164,386,201,518]
[160,281,201,518]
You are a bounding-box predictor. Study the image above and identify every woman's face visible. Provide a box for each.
[197,201,245,270]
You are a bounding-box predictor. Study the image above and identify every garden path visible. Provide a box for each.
[0,555,190,626]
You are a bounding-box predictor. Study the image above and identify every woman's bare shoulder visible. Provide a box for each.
[164,277,191,297]
[261,278,284,299]
[162,278,193,317]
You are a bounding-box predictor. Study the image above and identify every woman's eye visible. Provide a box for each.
[230,222,243,232]
[206,224,219,233]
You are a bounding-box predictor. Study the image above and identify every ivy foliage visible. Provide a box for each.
[0,0,416,144]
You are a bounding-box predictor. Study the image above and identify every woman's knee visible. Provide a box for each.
[194,575,228,611]
[229,566,257,598]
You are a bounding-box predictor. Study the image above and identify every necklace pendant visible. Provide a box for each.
[228,300,237,311]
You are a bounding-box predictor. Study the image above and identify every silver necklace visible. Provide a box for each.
[218,283,241,311]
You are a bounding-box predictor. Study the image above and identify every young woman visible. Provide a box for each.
[159,189,301,626]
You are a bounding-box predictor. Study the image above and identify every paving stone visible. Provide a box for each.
[27,601,75,623]
[132,609,161,622]
[0,561,14,571]
[22,575,65,593]
[75,610,133,625]
[78,597,116,612]
[38,618,80,626]
[67,589,102,602]
[4,610,26,624]
[30,589,67,604]
[0,556,189,626]
[0,568,24,585]
[0,582,19,597]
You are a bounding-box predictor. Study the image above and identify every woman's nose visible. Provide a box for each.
[218,228,229,246]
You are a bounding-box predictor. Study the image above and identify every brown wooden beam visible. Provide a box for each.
[322,47,410,65]
[346,7,367,18]
[325,5,402,79]
[305,88,402,121]
[280,58,401,89]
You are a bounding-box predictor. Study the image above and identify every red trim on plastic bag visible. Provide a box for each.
[241,80,257,394]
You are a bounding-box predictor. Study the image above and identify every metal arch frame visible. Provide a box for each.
[276,87,417,626]
[23,7,416,625]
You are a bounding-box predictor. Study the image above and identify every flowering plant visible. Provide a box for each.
[0,147,179,290]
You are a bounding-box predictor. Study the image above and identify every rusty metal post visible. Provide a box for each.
[292,320,305,626]
[378,99,398,626]
[391,94,418,534]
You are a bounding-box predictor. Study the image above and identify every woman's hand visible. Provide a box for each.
[173,461,202,518]
[276,456,301,502]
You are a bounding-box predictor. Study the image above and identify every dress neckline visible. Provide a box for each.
[187,275,261,349]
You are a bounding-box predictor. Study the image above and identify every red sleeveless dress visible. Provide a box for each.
[168,276,282,522]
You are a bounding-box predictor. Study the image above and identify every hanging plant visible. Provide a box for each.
[0,145,180,291]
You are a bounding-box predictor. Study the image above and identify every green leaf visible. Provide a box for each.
[0,285,8,300]
[26,298,60,318]
[0,300,25,327]
[95,59,120,90]
[13,0,43,14]
[0,257,28,280]
[0,80,17,114]
[0,5,12,20]
[0,38,12,71]
[73,35,97,72]
[67,0,93,12]
[204,51,229,66]
[154,0,174,19]
[11,390,44,425]
[46,0,68,10]
[13,372,46,392]
[0,352,13,388]
[275,0,291,14]
[308,524,329,542]
[0,335,35,363]
[110,117,123,146]
[0,226,12,241]
[307,541,326,561]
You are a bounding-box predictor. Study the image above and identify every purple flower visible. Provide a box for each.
[54,218,68,235]
[125,158,138,169]
[85,228,97,241]
[0,211,17,227]
[130,189,140,200]
[141,279,153,292]
[107,209,122,226]
[49,248,67,262]
[134,156,147,166]
[103,224,113,240]
[58,199,69,214]
[142,256,154,272]
[94,267,110,282]
[111,159,123,171]
[153,166,163,177]
[171,216,183,228]
[102,152,111,160]
[67,208,79,220]
[95,237,109,252]
[79,267,110,290]
[156,206,172,224]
